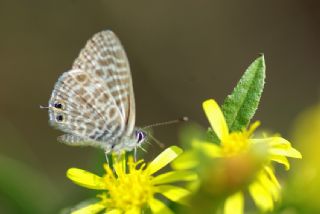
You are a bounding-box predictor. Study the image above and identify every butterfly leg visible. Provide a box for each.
[105,151,110,166]
[134,147,138,162]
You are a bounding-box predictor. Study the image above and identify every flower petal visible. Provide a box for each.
[252,137,302,159]
[224,192,244,214]
[192,140,222,158]
[147,146,183,175]
[152,170,197,185]
[258,170,280,201]
[268,137,302,158]
[67,168,106,190]
[269,147,302,159]
[155,185,191,205]
[71,201,105,214]
[112,152,126,176]
[270,155,290,170]
[249,181,274,212]
[171,151,199,170]
[264,166,280,189]
[124,207,141,214]
[149,198,174,214]
[202,99,229,141]
[107,209,122,214]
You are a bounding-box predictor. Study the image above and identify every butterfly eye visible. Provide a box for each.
[54,103,63,109]
[56,115,64,122]
[136,131,145,143]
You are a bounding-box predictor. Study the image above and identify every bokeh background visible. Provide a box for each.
[0,0,319,213]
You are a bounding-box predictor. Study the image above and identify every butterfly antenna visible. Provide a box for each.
[143,116,188,149]
[143,117,188,129]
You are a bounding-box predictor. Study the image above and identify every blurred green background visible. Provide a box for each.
[0,0,319,213]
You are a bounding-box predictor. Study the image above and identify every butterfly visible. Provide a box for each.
[45,30,146,154]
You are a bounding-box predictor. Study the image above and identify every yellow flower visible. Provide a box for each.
[67,146,196,214]
[173,99,302,214]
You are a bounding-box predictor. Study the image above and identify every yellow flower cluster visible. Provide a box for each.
[173,99,302,214]
[67,146,196,214]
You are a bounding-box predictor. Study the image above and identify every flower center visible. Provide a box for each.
[221,132,250,156]
[221,121,260,157]
[101,159,154,212]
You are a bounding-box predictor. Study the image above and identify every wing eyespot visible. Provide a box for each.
[54,103,63,109]
[56,115,64,122]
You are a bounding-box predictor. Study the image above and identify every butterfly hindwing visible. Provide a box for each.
[49,69,125,145]
[57,134,101,147]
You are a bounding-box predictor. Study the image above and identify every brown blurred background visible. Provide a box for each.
[0,0,319,213]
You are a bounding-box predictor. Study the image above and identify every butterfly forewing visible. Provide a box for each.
[48,30,135,148]
[73,31,135,136]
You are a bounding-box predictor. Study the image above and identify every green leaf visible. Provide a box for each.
[221,55,266,132]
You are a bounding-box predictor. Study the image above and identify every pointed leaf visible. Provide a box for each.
[221,55,266,131]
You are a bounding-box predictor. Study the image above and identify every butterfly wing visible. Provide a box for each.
[73,30,135,137]
[48,30,135,149]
